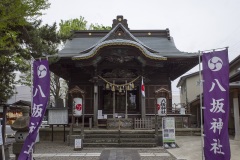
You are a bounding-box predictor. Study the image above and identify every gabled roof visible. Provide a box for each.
[230,81,240,88]
[230,54,240,82]
[58,15,198,60]
[155,87,171,93]
[230,54,240,69]
[11,100,31,107]
[176,71,200,87]
[177,54,240,87]
[69,86,85,95]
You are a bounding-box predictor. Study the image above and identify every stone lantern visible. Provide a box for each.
[11,106,30,159]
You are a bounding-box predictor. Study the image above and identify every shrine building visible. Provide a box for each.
[50,15,199,128]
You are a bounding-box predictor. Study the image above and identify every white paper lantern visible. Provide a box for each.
[73,98,82,117]
[157,97,167,116]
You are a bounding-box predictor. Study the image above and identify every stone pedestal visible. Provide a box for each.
[12,142,35,160]
[12,142,23,160]
[67,135,83,148]
[0,144,10,160]
[107,118,133,129]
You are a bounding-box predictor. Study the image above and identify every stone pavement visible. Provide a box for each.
[8,136,240,160]
[10,147,177,160]
[9,141,176,160]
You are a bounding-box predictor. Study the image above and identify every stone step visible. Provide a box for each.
[83,143,119,147]
[118,142,157,147]
[120,134,155,138]
[120,138,156,143]
[83,142,157,148]
[84,137,156,143]
[69,130,157,147]
[84,134,119,138]
[85,133,155,138]
[84,130,155,134]
[84,138,119,143]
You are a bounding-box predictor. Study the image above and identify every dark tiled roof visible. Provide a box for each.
[11,100,31,107]
[137,37,180,53]
[59,37,103,56]
[58,23,198,59]
[72,39,166,60]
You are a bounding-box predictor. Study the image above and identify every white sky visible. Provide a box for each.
[41,0,240,94]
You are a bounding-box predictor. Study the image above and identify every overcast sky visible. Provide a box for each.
[41,0,240,93]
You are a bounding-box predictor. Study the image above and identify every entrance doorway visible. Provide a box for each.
[100,86,140,115]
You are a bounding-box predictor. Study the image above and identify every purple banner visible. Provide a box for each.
[18,60,50,160]
[202,49,230,160]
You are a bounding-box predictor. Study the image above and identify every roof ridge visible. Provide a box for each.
[79,23,160,54]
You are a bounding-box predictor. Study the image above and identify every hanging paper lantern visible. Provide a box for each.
[128,85,132,90]
[131,83,134,88]
[106,83,110,89]
[112,86,115,91]
[119,86,122,92]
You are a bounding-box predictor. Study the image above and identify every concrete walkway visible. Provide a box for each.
[99,149,140,160]
[10,149,176,160]
[8,136,240,160]
[10,146,176,160]
[167,136,240,160]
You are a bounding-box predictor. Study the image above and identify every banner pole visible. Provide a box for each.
[30,57,34,160]
[198,51,204,160]
[0,121,5,160]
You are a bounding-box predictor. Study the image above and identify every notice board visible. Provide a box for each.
[48,109,68,125]
[162,117,175,143]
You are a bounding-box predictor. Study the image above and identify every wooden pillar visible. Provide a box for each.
[81,94,85,138]
[141,94,146,119]
[125,80,128,119]
[2,105,7,144]
[233,89,240,140]
[93,85,98,127]
[113,81,115,118]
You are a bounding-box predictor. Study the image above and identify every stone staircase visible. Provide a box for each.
[83,130,157,147]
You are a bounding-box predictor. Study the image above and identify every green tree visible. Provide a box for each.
[8,15,111,105]
[58,16,87,42]
[89,23,111,30]
[58,16,111,42]
[0,0,50,52]
[0,0,51,102]
[48,17,111,106]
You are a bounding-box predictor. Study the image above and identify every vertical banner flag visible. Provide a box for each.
[18,60,50,160]
[202,49,230,160]
[141,77,145,97]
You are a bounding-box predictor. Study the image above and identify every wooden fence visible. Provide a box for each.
[134,118,152,130]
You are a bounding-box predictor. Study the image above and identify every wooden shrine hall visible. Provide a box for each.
[50,15,199,128]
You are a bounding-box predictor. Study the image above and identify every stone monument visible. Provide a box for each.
[11,106,30,159]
